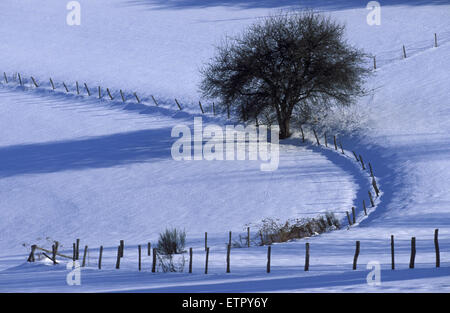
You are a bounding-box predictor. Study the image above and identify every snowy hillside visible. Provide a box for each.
[0,0,449,292]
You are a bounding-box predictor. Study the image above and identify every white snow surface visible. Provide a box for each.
[0,0,449,292]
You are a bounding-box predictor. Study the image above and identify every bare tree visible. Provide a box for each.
[200,11,371,139]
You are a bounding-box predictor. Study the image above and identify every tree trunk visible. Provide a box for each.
[279,117,291,139]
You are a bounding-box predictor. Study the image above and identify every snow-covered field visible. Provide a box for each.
[0,0,449,292]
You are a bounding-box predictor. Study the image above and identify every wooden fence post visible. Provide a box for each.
[346,211,352,226]
[373,56,376,69]
[27,245,37,262]
[49,78,55,90]
[434,33,437,48]
[120,240,124,258]
[3,72,8,83]
[391,235,395,270]
[409,237,416,269]
[84,83,91,96]
[266,245,271,273]
[352,151,359,162]
[51,244,57,265]
[18,73,23,86]
[107,88,114,100]
[359,154,365,170]
[138,245,141,271]
[353,241,360,270]
[63,82,69,93]
[152,248,157,273]
[300,125,305,143]
[324,133,328,147]
[403,45,407,58]
[72,243,76,261]
[313,129,320,145]
[340,142,345,154]
[98,246,103,270]
[368,190,375,207]
[352,207,356,224]
[227,103,230,119]
[205,247,210,274]
[115,246,121,269]
[134,92,140,103]
[212,102,216,116]
[368,163,374,178]
[434,229,440,268]
[228,231,232,247]
[372,178,380,197]
[175,98,182,110]
[363,200,367,216]
[226,244,231,273]
[198,101,204,114]
[76,239,80,260]
[189,247,193,273]
[98,86,102,99]
[76,81,79,94]
[151,95,158,106]
[304,242,310,271]
[334,135,337,150]
[247,227,250,248]
[205,232,208,251]
[147,242,151,256]
[120,90,125,102]
[82,245,88,267]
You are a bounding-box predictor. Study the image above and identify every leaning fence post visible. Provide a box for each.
[189,247,193,273]
[152,248,157,272]
[98,246,103,270]
[76,81,80,94]
[205,247,210,274]
[198,101,205,114]
[82,245,88,267]
[226,244,231,273]
[151,95,158,106]
[346,211,352,226]
[402,45,407,58]
[352,151,359,162]
[18,73,23,86]
[84,83,91,96]
[115,246,121,269]
[304,242,310,271]
[434,229,440,268]
[63,82,69,93]
[352,207,356,224]
[313,129,320,145]
[175,98,182,110]
[300,125,305,143]
[368,190,375,207]
[134,92,140,103]
[120,90,125,102]
[409,237,416,269]
[340,142,345,154]
[359,155,365,170]
[49,78,55,90]
[391,235,395,270]
[369,162,374,178]
[107,88,114,100]
[362,200,367,216]
[372,178,380,197]
[353,241,360,270]
[27,245,37,262]
[266,245,271,273]
[138,245,141,271]
[3,72,8,84]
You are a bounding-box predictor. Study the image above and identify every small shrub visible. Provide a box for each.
[156,228,186,255]
[255,212,340,245]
